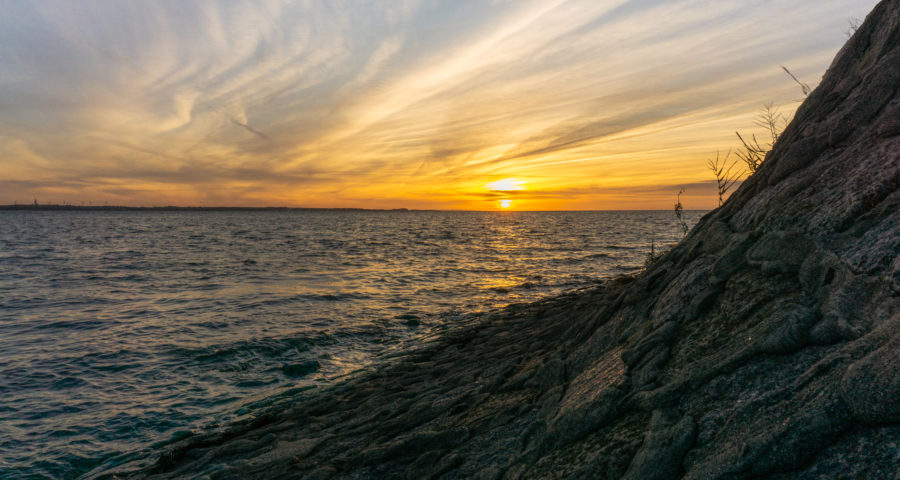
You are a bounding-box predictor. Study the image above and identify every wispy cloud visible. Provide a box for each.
[0,0,879,208]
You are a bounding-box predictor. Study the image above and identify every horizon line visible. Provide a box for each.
[0,204,710,213]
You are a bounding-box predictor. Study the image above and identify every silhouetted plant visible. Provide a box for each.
[643,238,664,268]
[644,189,688,270]
[643,236,673,269]
[734,132,765,174]
[756,102,785,144]
[735,102,786,174]
[644,237,656,268]
[846,17,861,37]
[707,149,739,207]
[674,188,688,237]
[707,67,809,204]
[732,67,808,178]
[781,65,811,97]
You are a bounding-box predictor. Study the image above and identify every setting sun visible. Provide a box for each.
[500,200,512,209]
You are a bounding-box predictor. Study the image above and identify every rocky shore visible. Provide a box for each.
[94,2,900,478]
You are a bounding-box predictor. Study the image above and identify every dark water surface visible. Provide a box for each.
[0,210,703,479]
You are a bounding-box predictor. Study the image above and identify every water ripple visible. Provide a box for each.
[0,209,703,478]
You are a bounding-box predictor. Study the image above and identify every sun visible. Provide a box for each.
[500,199,512,209]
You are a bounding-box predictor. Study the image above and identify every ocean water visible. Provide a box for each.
[0,210,703,479]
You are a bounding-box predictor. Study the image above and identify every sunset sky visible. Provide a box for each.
[0,0,878,210]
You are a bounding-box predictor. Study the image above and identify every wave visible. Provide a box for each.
[172,334,331,365]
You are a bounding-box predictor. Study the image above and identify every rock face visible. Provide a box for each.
[95,2,900,479]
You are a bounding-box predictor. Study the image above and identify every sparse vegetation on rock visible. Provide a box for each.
[706,150,740,206]
[719,64,813,205]
[735,102,787,174]
[674,188,688,237]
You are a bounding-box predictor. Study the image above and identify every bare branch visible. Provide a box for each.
[707,149,740,206]
[781,65,811,97]
[846,17,861,38]
[753,102,783,147]
[734,131,765,174]
[674,188,688,237]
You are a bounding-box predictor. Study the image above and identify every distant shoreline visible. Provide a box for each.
[0,205,706,212]
[0,204,416,212]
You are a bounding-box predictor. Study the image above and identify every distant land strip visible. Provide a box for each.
[0,204,415,212]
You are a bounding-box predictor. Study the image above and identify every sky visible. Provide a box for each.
[0,0,880,210]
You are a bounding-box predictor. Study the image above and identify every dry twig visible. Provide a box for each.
[707,149,739,206]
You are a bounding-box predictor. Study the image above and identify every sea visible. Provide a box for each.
[0,209,704,479]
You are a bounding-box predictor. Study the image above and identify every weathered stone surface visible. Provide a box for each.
[90,2,900,479]
[622,409,696,480]
[840,331,900,424]
[746,231,816,274]
[890,254,900,293]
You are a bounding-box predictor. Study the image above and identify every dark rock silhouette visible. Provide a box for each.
[93,1,900,478]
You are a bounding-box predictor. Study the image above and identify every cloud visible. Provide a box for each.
[0,0,880,208]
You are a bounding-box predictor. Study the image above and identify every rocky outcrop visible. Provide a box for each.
[94,2,900,478]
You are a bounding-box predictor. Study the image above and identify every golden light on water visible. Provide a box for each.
[500,200,512,209]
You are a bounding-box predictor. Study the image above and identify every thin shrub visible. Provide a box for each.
[674,188,688,237]
[707,150,740,207]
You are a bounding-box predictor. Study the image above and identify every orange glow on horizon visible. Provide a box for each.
[0,1,874,210]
